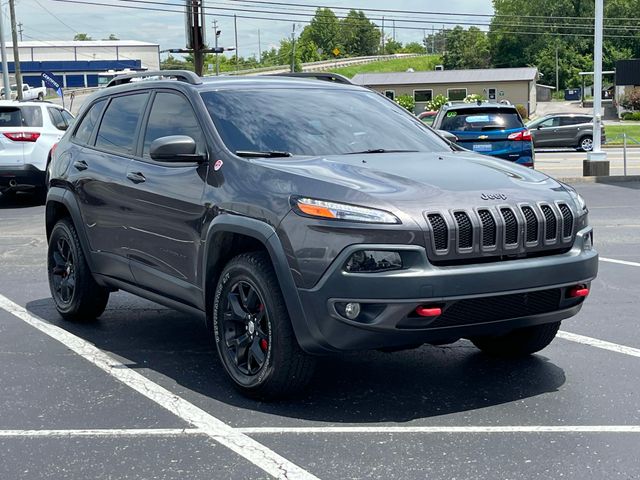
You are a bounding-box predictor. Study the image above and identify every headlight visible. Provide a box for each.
[562,184,587,213]
[293,197,400,224]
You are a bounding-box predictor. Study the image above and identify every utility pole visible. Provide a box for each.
[392,20,396,42]
[585,0,608,174]
[234,14,238,72]
[0,1,11,99]
[8,0,22,100]
[381,17,385,54]
[258,29,261,64]
[555,45,559,93]
[431,25,435,54]
[213,19,220,76]
[17,22,22,42]
[290,23,296,73]
[187,0,205,76]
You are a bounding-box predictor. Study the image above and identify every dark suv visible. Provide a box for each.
[45,71,598,398]
[432,102,535,167]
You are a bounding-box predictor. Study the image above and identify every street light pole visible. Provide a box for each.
[584,0,609,175]
[0,3,11,100]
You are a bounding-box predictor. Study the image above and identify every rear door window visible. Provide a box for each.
[440,108,524,131]
[0,106,43,127]
[95,94,149,155]
[74,100,106,145]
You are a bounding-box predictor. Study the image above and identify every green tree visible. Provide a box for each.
[402,42,427,54]
[384,38,403,54]
[340,10,381,56]
[443,26,491,70]
[73,33,92,41]
[103,33,119,40]
[299,8,341,59]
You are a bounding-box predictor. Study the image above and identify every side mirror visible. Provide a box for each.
[149,135,206,163]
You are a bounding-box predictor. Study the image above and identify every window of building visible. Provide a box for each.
[447,88,468,101]
[95,94,148,155]
[384,90,395,100]
[413,90,433,102]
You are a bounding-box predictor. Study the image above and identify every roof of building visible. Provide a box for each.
[352,67,538,86]
[9,40,159,48]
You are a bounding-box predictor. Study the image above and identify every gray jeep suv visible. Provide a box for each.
[527,113,606,151]
[45,71,598,398]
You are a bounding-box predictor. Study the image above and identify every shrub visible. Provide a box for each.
[426,94,448,111]
[515,104,528,121]
[463,93,485,104]
[396,94,415,112]
[620,88,640,110]
[622,111,640,121]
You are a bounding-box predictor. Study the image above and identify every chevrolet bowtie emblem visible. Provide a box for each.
[478,135,489,140]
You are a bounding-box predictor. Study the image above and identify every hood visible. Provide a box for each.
[255,151,569,222]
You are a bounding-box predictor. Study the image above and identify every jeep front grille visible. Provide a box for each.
[424,203,575,265]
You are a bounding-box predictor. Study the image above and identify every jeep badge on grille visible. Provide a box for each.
[481,193,508,201]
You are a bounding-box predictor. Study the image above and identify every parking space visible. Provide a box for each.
[1,181,640,479]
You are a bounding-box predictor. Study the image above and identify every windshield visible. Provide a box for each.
[201,88,451,156]
[440,108,524,132]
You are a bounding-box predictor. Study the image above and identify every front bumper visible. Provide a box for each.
[0,164,46,192]
[296,227,597,353]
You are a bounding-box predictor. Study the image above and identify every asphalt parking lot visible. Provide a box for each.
[1,181,639,480]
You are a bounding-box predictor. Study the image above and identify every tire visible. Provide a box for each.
[212,251,316,399]
[47,218,109,321]
[37,93,44,101]
[470,321,561,357]
[579,136,593,152]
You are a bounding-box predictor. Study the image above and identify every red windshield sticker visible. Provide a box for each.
[214,160,224,171]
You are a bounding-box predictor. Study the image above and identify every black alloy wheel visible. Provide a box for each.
[50,236,76,305]
[221,280,271,376]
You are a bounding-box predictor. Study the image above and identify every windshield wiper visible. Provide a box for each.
[235,150,293,158]
[345,149,419,155]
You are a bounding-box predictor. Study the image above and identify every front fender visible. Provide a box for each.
[202,214,336,354]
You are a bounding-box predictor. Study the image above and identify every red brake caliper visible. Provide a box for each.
[258,304,268,351]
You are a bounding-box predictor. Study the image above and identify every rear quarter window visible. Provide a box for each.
[0,106,43,127]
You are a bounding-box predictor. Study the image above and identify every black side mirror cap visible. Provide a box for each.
[149,135,206,163]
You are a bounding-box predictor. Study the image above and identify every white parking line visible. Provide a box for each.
[0,294,319,480]
[0,428,202,438]
[557,331,640,358]
[239,426,640,434]
[600,257,640,268]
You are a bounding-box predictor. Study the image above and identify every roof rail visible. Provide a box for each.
[106,70,202,88]
[268,72,353,85]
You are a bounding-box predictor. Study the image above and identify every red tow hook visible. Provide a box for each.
[568,285,590,298]
[415,306,442,317]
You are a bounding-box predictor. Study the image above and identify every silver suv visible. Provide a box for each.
[527,113,605,152]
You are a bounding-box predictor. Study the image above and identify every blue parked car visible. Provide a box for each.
[432,102,534,168]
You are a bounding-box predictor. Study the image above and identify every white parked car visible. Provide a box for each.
[0,100,73,194]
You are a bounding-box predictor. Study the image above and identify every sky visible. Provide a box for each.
[13,0,494,59]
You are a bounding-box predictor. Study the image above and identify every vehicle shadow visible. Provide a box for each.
[0,191,45,208]
[26,295,566,424]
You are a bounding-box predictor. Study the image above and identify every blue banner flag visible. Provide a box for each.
[41,72,63,97]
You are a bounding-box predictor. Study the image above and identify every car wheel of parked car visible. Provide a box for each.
[212,251,316,399]
[47,218,110,321]
[579,136,594,152]
[469,321,561,357]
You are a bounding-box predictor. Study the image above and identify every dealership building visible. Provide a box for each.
[4,40,160,88]
[352,67,539,115]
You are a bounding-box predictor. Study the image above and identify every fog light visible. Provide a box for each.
[344,302,361,320]
[345,251,402,273]
[584,231,593,250]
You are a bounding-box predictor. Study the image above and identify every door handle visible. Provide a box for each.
[126,171,146,184]
[73,160,88,171]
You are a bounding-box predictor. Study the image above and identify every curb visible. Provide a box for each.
[557,175,640,184]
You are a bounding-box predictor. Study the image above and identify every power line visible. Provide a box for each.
[32,0,78,34]
[52,0,640,34]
